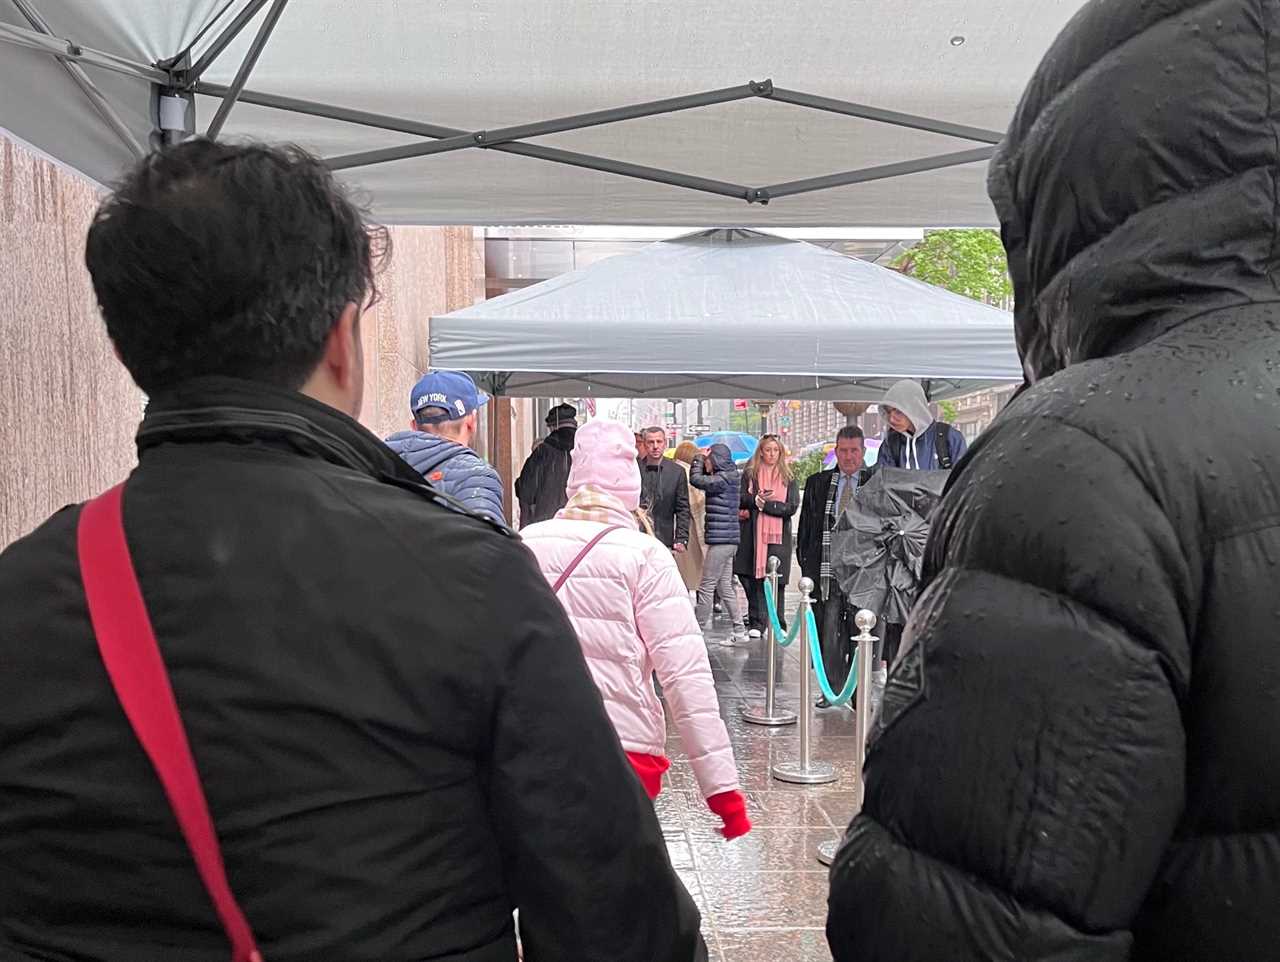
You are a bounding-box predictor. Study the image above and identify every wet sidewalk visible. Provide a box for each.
[659,613,859,962]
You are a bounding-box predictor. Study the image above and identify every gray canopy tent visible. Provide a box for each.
[0,0,1081,226]
[429,229,1022,401]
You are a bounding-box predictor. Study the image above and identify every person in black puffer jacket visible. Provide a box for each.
[515,404,577,528]
[827,1,1280,960]
[690,444,745,641]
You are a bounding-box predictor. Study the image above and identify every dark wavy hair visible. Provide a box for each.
[85,138,389,394]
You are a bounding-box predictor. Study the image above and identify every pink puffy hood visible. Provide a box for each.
[566,419,642,511]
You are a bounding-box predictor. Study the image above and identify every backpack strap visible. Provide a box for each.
[78,484,263,962]
[934,421,954,470]
[552,524,624,593]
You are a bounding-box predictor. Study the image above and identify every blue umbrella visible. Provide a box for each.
[694,431,759,464]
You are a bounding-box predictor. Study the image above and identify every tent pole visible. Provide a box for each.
[9,0,146,159]
[205,0,290,139]
[763,147,996,199]
[183,0,273,84]
[766,88,1004,145]
[0,21,168,84]
[187,79,1001,206]
[193,82,756,202]
[324,80,772,171]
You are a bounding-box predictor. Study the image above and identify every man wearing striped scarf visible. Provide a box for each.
[796,425,869,709]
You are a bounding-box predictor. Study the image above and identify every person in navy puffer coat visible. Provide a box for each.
[386,370,506,525]
[690,444,745,641]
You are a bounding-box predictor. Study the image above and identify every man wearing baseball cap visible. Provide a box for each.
[386,370,506,524]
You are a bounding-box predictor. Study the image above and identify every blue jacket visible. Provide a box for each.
[878,421,968,471]
[385,431,505,524]
[689,444,741,546]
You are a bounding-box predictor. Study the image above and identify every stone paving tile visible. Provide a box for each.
[740,790,837,828]
[813,790,861,833]
[666,833,697,872]
[688,824,841,873]
[654,785,693,827]
[698,869,833,929]
[719,928,834,962]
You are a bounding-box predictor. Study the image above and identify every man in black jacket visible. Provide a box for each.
[0,140,704,962]
[828,1,1280,959]
[797,426,870,708]
[637,426,691,552]
[515,403,577,527]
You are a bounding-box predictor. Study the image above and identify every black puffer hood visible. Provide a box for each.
[988,0,1280,384]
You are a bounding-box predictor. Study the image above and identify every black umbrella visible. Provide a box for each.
[830,467,948,625]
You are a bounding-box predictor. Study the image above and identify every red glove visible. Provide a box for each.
[706,790,752,840]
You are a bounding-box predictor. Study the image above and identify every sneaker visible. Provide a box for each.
[748,627,762,639]
[717,635,739,648]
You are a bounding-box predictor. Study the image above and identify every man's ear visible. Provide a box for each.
[322,303,362,392]
[302,302,364,417]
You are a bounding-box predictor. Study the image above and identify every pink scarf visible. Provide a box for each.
[753,465,785,579]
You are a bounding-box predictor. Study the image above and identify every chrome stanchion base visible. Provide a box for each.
[742,704,798,726]
[816,839,839,866]
[771,759,838,784]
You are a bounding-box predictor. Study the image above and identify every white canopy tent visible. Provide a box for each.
[429,229,1022,401]
[0,0,1082,226]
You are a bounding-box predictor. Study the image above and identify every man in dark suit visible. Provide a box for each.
[637,426,691,553]
[797,425,869,709]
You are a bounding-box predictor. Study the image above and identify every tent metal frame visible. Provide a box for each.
[2,0,1002,205]
[471,371,962,401]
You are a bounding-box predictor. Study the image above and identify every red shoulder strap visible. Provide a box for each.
[77,484,263,962]
[552,524,624,593]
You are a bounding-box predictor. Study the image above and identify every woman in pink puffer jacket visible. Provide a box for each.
[523,419,750,839]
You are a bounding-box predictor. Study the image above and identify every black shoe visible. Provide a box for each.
[815,696,832,709]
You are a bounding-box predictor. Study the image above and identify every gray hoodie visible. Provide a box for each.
[879,379,966,470]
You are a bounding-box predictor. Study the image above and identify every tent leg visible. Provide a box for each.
[152,51,195,149]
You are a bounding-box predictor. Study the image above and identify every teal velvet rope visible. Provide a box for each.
[762,576,804,647]
[763,580,859,706]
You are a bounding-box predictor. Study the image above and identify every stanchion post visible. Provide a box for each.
[852,609,877,810]
[816,609,879,866]
[764,556,780,718]
[742,555,797,727]
[772,577,837,785]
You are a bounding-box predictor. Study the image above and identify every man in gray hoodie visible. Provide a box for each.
[876,379,967,471]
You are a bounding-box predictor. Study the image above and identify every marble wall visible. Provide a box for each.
[358,225,483,441]
[0,136,143,551]
[0,133,480,549]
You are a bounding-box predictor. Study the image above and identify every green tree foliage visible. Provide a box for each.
[790,449,827,490]
[939,399,959,423]
[895,229,1012,306]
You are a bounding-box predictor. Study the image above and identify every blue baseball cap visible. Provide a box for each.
[410,370,490,423]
